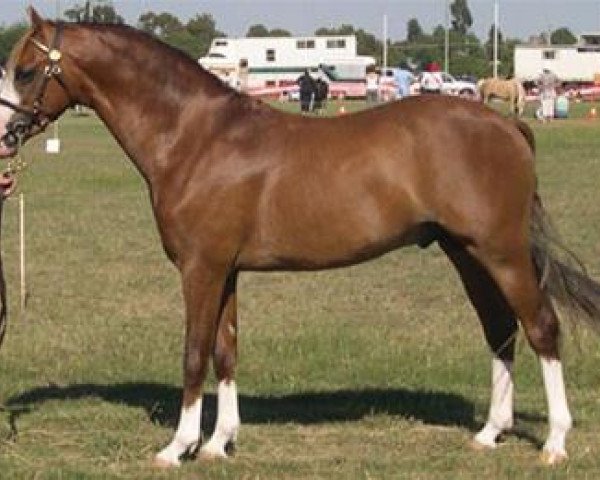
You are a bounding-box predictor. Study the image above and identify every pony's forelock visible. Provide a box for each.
[5,27,36,79]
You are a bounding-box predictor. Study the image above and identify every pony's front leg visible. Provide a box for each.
[201,273,241,459]
[155,265,227,467]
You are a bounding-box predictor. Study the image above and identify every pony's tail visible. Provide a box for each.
[530,196,600,333]
[514,119,535,154]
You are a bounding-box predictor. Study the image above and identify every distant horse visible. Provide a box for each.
[2,9,600,468]
[478,77,526,116]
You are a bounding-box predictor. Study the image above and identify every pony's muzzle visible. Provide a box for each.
[4,115,33,146]
[0,137,17,159]
[0,114,35,156]
[1,131,19,149]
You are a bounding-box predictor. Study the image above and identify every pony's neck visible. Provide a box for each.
[67,24,235,185]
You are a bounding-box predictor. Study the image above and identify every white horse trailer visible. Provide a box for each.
[198,35,375,93]
[514,33,600,83]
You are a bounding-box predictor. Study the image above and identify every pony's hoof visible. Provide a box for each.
[469,438,495,451]
[540,450,568,466]
[198,448,228,462]
[152,455,180,468]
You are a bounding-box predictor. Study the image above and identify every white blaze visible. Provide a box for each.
[0,72,20,149]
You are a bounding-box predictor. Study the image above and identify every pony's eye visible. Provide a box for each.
[14,66,37,84]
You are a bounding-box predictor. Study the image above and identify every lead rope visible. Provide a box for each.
[4,136,29,177]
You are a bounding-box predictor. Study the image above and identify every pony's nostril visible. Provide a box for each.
[14,121,29,134]
[3,115,32,146]
[1,131,18,148]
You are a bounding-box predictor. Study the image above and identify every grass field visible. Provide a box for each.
[0,99,600,479]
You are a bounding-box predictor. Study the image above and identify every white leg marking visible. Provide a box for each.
[201,380,240,458]
[474,357,513,448]
[155,397,203,466]
[540,357,572,461]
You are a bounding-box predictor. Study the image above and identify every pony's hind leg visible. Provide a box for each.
[439,236,517,449]
[200,272,241,459]
[474,246,572,464]
[532,300,572,464]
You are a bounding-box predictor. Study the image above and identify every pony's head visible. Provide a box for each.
[0,8,73,158]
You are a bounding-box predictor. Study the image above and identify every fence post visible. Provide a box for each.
[19,193,25,312]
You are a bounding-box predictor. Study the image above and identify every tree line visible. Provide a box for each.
[0,0,578,78]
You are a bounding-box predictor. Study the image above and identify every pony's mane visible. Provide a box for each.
[74,22,244,98]
[7,20,273,120]
[10,20,246,101]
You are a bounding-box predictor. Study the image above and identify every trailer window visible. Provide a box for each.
[581,34,600,46]
[578,46,600,53]
[266,49,276,62]
[326,39,346,49]
[297,40,315,49]
[542,50,556,60]
[215,40,228,47]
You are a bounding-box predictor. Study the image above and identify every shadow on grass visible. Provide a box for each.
[3,382,544,447]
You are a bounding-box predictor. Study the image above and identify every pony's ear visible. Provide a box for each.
[27,6,44,27]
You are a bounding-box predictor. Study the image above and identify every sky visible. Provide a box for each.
[2,0,600,43]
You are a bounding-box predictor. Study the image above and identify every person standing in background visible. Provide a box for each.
[395,62,415,99]
[365,66,380,104]
[238,58,249,93]
[297,69,316,114]
[420,61,443,94]
[537,68,559,122]
[313,78,329,114]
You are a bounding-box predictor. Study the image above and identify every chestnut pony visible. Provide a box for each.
[2,10,600,467]
[478,77,526,116]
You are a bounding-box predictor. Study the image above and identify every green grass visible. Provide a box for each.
[0,100,600,478]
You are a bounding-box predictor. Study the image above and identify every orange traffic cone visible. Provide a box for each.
[588,107,597,120]
[338,105,346,115]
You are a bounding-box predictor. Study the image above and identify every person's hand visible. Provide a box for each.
[0,173,16,198]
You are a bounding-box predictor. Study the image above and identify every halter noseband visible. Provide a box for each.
[0,22,71,149]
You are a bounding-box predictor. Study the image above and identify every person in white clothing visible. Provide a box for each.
[537,68,559,122]
[420,61,443,94]
[365,66,380,104]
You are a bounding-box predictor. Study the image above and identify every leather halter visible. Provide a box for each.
[0,22,72,148]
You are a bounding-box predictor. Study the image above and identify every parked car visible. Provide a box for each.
[381,69,478,99]
[439,72,478,98]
